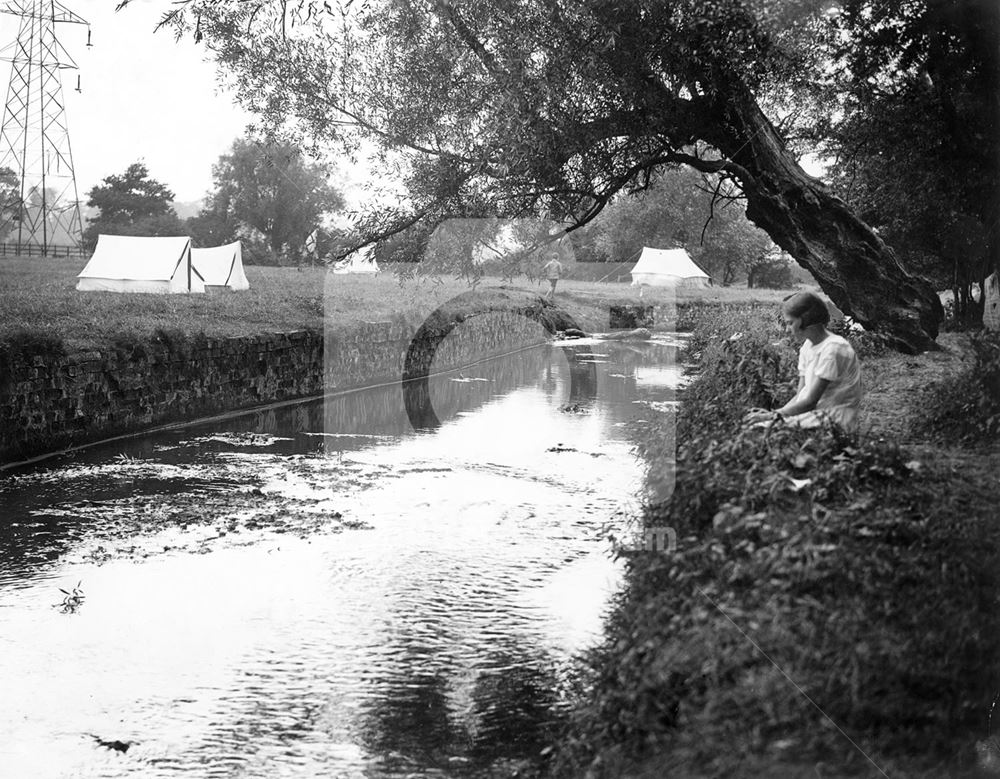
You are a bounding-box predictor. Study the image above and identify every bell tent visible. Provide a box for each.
[77,235,204,293]
[191,241,250,292]
[630,247,710,288]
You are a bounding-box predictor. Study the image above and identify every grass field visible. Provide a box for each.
[0,256,794,350]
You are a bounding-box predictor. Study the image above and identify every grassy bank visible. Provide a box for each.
[0,256,791,351]
[546,303,999,778]
[0,255,799,465]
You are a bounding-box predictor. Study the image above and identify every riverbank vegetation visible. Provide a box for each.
[0,256,790,352]
[547,303,999,778]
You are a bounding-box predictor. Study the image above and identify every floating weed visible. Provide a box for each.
[87,733,134,753]
[55,581,85,614]
[112,453,141,465]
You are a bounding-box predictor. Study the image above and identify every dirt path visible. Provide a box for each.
[861,331,1000,513]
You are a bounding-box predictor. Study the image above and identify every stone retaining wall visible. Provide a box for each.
[0,308,551,465]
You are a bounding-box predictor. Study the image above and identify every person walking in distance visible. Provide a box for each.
[542,253,563,301]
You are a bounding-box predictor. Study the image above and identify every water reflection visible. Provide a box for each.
[400,296,577,431]
[0,333,686,778]
[362,669,462,771]
[326,338,680,445]
[465,648,563,761]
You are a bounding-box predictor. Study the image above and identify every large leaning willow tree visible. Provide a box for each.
[142,0,947,351]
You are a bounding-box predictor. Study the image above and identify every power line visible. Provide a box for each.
[0,0,88,255]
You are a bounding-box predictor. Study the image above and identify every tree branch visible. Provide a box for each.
[666,152,756,189]
[431,0,502,79]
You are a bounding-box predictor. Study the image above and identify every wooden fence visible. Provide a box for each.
[0,243,87,258]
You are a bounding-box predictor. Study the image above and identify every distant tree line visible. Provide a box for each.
[81,139,344,265]
[567,167,794,288]
[366,167,797,289]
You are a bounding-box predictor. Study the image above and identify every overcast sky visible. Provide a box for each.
[0,0,250,204]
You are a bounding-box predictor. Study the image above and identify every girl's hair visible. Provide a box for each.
[782,291,830,327]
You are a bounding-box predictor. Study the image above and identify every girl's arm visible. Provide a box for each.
[777,376,830,417]
[744,376,811,423]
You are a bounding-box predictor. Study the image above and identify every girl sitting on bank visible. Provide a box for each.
[746,291,862,431]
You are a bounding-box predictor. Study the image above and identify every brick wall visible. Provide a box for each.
[0,308,551,464]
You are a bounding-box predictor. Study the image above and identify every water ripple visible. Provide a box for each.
[0,338,684,778]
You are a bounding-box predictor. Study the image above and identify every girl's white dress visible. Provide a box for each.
[792,333,862,430]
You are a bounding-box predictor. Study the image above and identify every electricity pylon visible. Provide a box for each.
[0,0,88,255]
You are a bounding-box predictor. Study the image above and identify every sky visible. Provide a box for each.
[0,0,251,205]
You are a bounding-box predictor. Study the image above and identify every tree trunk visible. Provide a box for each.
[701,82,943,353]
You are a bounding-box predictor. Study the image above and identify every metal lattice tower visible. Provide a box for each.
[0,0,87,255]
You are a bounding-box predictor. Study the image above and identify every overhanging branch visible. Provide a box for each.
[667,152,756,189]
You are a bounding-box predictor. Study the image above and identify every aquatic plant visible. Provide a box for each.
[87,733,133,753]
[55,582,85,614]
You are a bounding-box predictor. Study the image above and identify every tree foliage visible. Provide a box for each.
[746,252,794,289]
[802,0,1000,323]
[573,167,774,285]
[158,0,818,228]
[83,162,184,248]
[136,0,956,350]
[194,138,345,263]
[0,167,20,241]
[185,207,237,248]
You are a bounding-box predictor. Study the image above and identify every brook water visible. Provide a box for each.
[0,335,684,778]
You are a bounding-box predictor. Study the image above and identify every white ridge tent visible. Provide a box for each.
[77,235,204,294]
[191,241,250,292]
[332,247,379,275]
[630,247,710,288]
